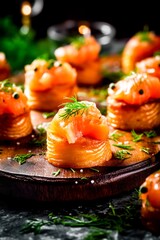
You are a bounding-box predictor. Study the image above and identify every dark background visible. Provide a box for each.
[0,0,160,40]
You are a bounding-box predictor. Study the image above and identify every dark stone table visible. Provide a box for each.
[0,188,159,240]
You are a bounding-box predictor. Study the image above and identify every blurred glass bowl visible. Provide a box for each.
[47,20,116,47]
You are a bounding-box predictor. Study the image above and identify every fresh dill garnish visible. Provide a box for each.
[30,138,46,147]
[144,130,157,138]
[136,29,151,42]
[21,219,51,234]
[52,169,61,177]
[102,70,124,82]
[47,59,55,69]
[131,130,143,142]
[20,191,141,236]
[154,51,160,56]
[81,177,88,180]
[59,96,89,120]
[42,111,56,119]
[110,131,124,142]
[13,153,35,165]
[90,168,99,172]
[140,147,150,154]
[113,143,134,150]
[69,36,85,49]
[36,124,46,135]
[114,150,132,160]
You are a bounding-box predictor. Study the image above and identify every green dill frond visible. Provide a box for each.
[69,36,85,49]
[59,97,89,120]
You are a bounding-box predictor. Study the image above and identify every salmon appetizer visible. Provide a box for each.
[24,59,78,111]
[54,35,101,66]
[107,72,160,130]
[54,36,102,86]
[0,52,11,81]
[139,170,160,235]
[46,97,112,168]
[136,55,160,79]
[75,60,102,86]
[0,79,33,140]
[121,31,160,74]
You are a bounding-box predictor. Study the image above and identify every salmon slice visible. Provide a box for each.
[108,72,160,105]
[0,80,33,139]
[46,98,112,168]
[136,55,160,79]
[121,31,160,74]
[54,36,101,66]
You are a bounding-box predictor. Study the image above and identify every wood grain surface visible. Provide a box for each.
[0,110,160,202]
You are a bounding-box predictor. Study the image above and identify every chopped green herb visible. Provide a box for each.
[59,96,89,120]
[113,143,134,150]
[21,219,51,234]
[21,191,141,236]
[52,169,61,177]
[110,131,124,142]
[140,147,150,154]
[131,130,143,142]
[36,124,46,135]
[42,111,56,119]
[81,177,88,180]
[13,153,35,165]
[70,168,76,172]
[69,36,85,49]
[47,59,55,69]
[137,30,151,42]
[90,168,99,172]
[30,138,46,147]
[144,130,157,138]
[114,150,132,160]
[103,70,124,82]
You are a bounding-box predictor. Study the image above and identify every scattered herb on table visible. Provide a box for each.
[90,168,99,172]
[131,129,143,142]
[144,130,157,138]
[52,169,61,177]
[114,150,132,160]
[29,138,46,147]
[20,191,141,237]
[140,147,150,154]
[42,111,56,119]
[110,131,124,142]
[13,153,35,165]
[112,143,134,150]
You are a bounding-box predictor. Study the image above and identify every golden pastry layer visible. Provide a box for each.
[0,112,33,140]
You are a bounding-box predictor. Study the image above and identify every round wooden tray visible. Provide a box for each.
[0,110,160,203]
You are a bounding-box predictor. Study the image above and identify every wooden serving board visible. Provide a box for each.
[0,110,160,202]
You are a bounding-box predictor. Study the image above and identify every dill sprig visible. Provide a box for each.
[112,143,134,150]
[59,97,89,120]
[114,150,132,160]
[131,129,143,142]
[20,191,141,236]
[13,153,35,165]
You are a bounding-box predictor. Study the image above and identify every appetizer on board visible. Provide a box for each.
[24,59,78,111]
[139,170,160,235]
[136,55,160,79]
[54,35,103,86]
[46,97,112,168]
[107,72,160,130]
[0,79,33,140]
[0,52,11,81]
[121,31,160,74]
